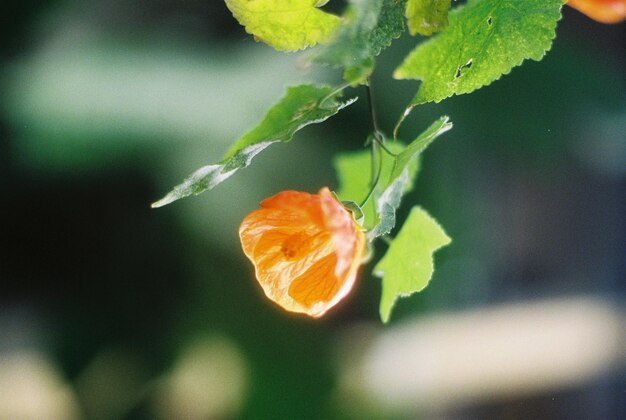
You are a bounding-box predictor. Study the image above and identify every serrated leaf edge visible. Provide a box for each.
[374,206,452,322]
[394,0,564,105]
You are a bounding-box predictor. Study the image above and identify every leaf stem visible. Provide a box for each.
[366,79,397,158]
[366,79,383,137]
[369,134,376,184]
[359,141,384,208]
[372,135,397,157]
[393,105,414,141]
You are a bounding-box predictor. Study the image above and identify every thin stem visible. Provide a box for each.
[359,142,384,208]
[360,79,396,208]
[366,80,396,157]
[373,135,397,157]
[369,135,376,186]
[393,105,414,141]
[366,79,382,135]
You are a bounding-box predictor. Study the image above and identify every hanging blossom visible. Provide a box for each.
[567,0,626,23]
[239,187,366,317]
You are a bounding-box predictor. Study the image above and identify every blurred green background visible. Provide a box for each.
[1,1,624,419]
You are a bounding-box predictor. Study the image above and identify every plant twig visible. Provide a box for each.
[393,105,414,141]
[366,79,382,136]
[360,141,384,208]
[372,135,397,157]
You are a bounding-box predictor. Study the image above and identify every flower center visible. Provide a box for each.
[280,230,327,261]
[281,232,308,260]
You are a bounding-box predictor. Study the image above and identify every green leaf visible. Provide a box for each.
[405,0,451,36]
[334,141,412,229]
[312,0,406,84]
[224,0,341,52]
[368,0,407,57]
[369,116,451,238]
[152,85,354,208]
[334,117,450,237]
[389,115,452,181]
[374,206,451,323]
[334,147,377,227]
[368,168,409,238]
[394,0,564,105]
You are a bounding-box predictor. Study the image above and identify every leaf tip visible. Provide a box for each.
[392,68,405,80]
[151,194,175,209]
[380,310,391,324]
[440,115,454,132]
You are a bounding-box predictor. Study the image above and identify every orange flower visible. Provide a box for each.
[568,0,626,23]
[239,187,365,317]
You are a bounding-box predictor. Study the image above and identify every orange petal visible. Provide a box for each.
[319,187,358,277]
[239,188,365,317]
[288,253,340,313]
[568,0,626,23]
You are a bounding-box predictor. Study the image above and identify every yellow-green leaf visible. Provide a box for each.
[405,0,451,36]
[374,207,451,322]
[334,141,415,230]
[225,0,341,52]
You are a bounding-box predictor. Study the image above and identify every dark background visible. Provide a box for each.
[1,1,624,418]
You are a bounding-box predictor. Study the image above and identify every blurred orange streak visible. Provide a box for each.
[568,0,626,23]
